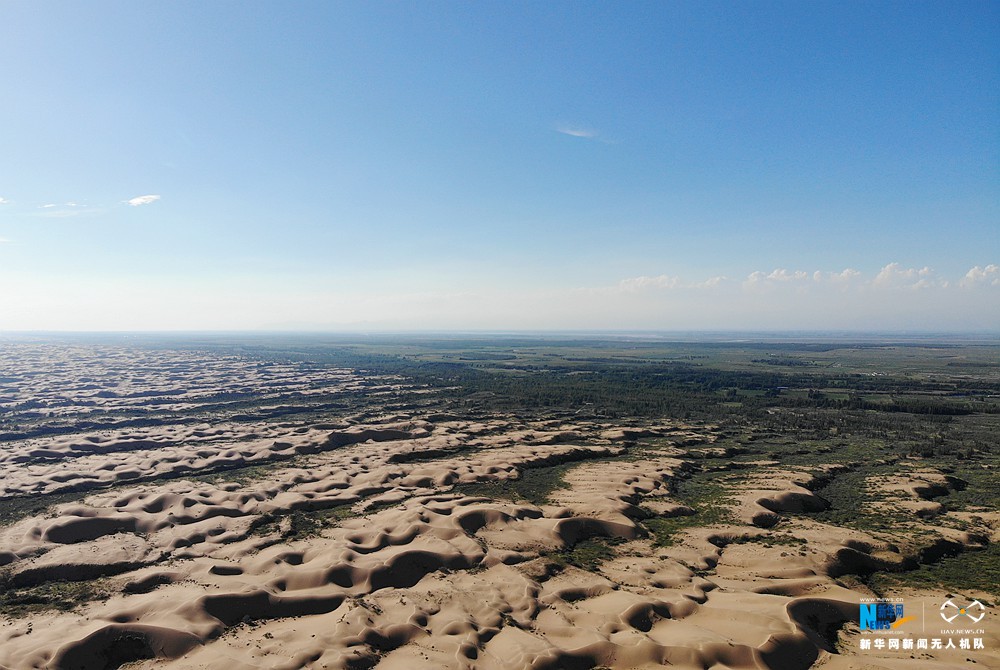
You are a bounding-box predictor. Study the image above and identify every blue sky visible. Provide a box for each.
[0,1,997,331]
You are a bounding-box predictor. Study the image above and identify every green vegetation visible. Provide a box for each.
[180,458,310,486]
[451,462,573,506]
[0,490,94,529]
[0,578,112,618]
[545,537,626,572]
[250,504,358,541]
[721,533,808,548]
[644,471,739,547]
[285,507,355,539]
[808,466,907,532]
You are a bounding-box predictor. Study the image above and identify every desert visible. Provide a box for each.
[0,335,996,669]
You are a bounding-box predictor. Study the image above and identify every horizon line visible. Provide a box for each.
[2,328,999,342]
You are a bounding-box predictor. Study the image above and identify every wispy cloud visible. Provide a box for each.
[0,237,10,243]
[127,194,161,207]
[0,197,9,205]
[20,195,160,218]
[40,202,84,209]
[556,125,598,139]
[25,200,112,220]
[34,202,91,218]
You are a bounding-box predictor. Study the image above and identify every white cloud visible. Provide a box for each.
[874,262,905,284]
[961,264,1000,288]
[556,125,597,139]
[827,268,862,283]
[730,264,984,293]
[616,274,728,292]
[0,197,9,205]
[619,274,683,291]
[696,275,727,288]
[0,237,10,243]
[744,269,811,288]
[127,194,161,207]
[768,269,810,282]
[29,201,102,218]
[873,262,941,289]
[40,202,84,209]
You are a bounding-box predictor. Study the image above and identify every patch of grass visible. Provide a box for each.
[936,464,1000,512]
[720,534,808,548]
[363,498,408,514]
[545,537,624,572]
[565,538,621,571]
[250,503,358,541]
[451,463,573,506]
[645,508,732,547]
[806,464,919,534]
[167,457,312,487]
[0,490,91,529]
[285,510,325,539]
[193,462,282,485]
[0,578,112,618]
[643,470,738,547]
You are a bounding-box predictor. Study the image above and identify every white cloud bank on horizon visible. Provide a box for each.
[619,263,997,294]
[0,262,996,332]
[596,263,1000,331]
[127,194,161,207]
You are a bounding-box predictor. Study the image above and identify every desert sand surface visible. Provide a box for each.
[0,343,996,669]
